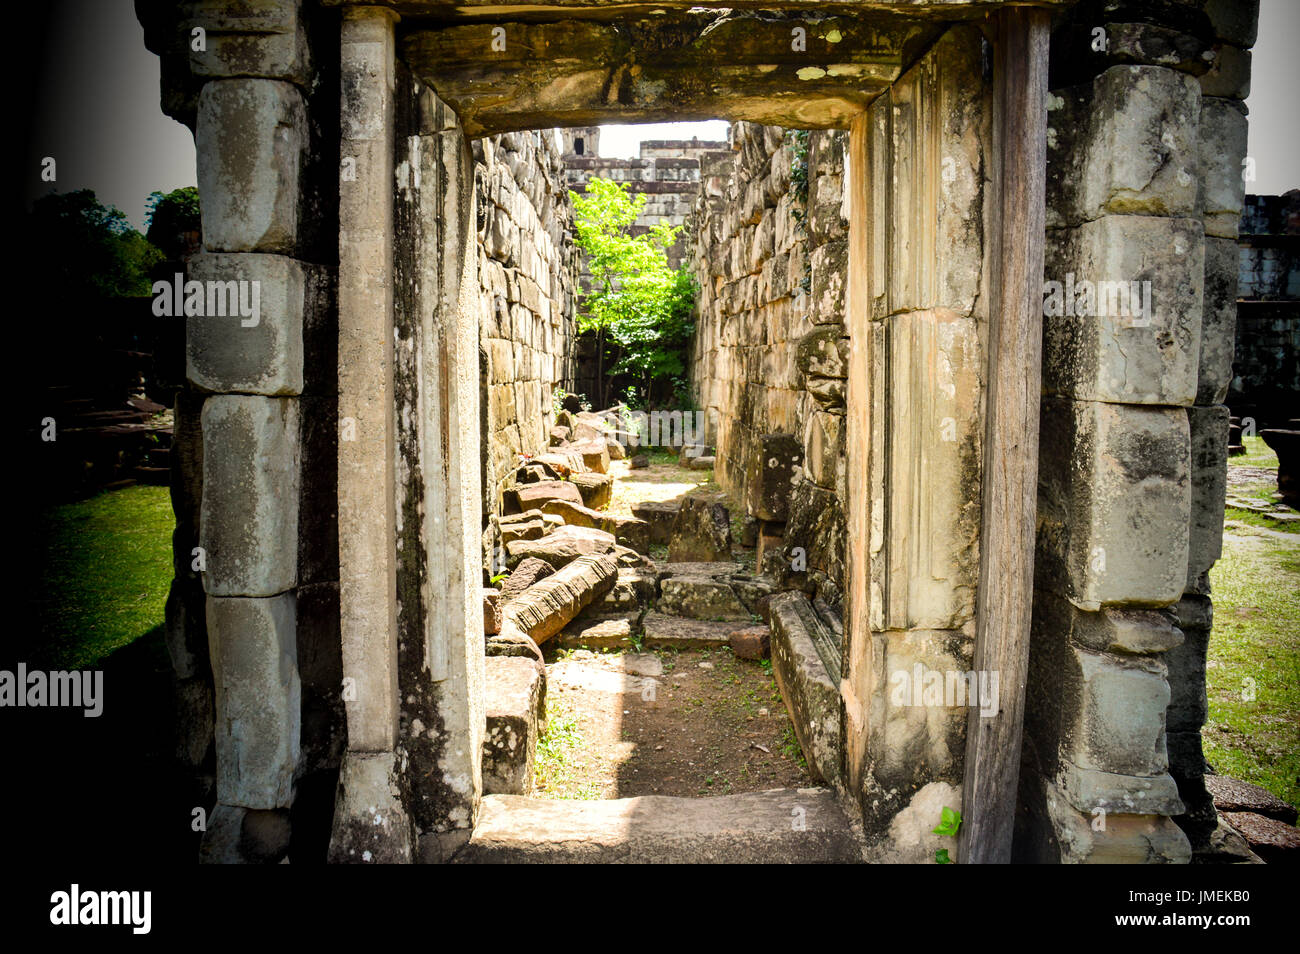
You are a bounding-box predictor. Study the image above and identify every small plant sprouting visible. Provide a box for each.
[933,805,962,864]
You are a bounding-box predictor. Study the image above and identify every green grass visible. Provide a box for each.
[26,485,174,670]
[1205,525,1300,808]
[1233,434,1279,469]
[534,694,601,799]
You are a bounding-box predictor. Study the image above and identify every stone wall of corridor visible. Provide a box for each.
[474,130,580,521]
[689,122,850,605]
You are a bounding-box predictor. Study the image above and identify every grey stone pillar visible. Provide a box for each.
[329,3,413,864]
[1019,0,1258,863]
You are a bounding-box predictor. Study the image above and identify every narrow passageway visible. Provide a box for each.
[535,450,809,800]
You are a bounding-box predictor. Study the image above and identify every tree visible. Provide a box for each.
[145,187,201,260]
[570,177,697,407]
[27,189,163,299]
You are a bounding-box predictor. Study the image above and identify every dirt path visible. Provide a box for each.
[536,646,811,799]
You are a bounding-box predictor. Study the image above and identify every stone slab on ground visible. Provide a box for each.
[453,789,863,863]
[1206,775,1298,825]
[1221,811,1300,863]
[482,656,546,796]
[768,591,842,786]
[641,612,735,650]
[657,574,750,620]
[555,614,638,651]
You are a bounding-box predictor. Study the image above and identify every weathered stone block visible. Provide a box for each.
[769,592,842,785]
[197,79,306,253]
[746,433,802,522]
[1199,44,1250,100]
[506,525,616,571]
[1031,778,1191,863]
[1199,97,1248,238]
[1058,644,1172,779]
[1037,398,1189,609]
[1047,66,1200,227]
[1198,236,1239,405]
[809,239,847,325]
[186,253,305,394]
[502,553,618,642]
[200,395,300,596]
[1043,215,1204,406]
[1186,404,1228,592]
[186,0,311,85]
[206,592,300,809]
[668,497,733,563]
[482,655,545,795]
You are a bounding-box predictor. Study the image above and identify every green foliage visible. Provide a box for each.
[570,178,697,405]
[932,805,962,864]
[932,805,962,837]
[789,129,811,224]
[28,190,163,299]
[145,186,201,259]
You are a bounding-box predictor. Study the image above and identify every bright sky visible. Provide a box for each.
[24,0,1300,229]
[597,121,731,158]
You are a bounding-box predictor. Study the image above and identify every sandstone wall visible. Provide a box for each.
[475,130,580,520]
[688,122,849,605]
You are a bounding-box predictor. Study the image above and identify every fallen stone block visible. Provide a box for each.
[482,655,546,796]
[568,471,613,510]
[500,557,554,604]
[556,615,637,651]
[606,438,626,460]
[668,496,733,563]
[687,455,716,470]
[641,612,734,650]
[568,438,611,474]
[534,452,588,476]
[506,525,617,570]
[629,454,649,469]
[1221,811,1300,864]
[505,479,585,514]
[657,573,750,621]
[499,513,548,545]
[632,499,681,544]
[486,623,544,664]
[1206,775,1298,825]
[729,625,771,660]
[503,553,619,644]
[483,588,502,635]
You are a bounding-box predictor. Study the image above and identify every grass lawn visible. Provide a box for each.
[24,484,174,670]
[1206,436,1300,809]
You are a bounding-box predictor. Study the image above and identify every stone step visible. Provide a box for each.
[453,788,863,863]
[482,656,546,796]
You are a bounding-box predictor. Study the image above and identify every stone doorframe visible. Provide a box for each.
[326,2,1053,863]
